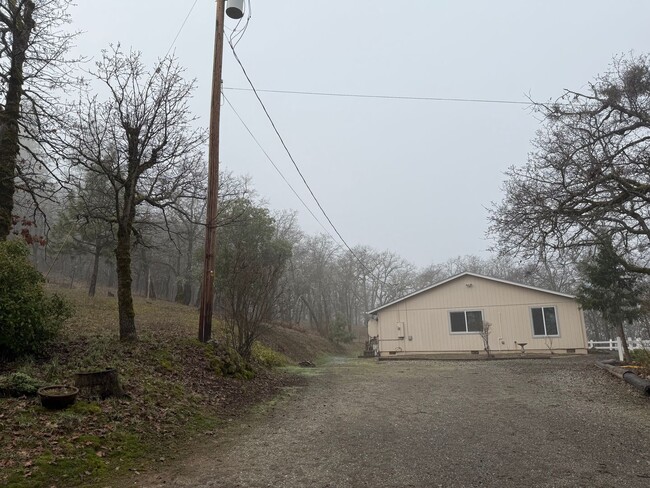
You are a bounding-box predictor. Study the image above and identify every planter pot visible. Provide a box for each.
[74,368,124,399]
[38,385,79,410]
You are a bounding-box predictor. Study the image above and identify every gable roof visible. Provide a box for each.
[367,271,575,315]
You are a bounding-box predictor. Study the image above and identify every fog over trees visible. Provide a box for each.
[3,3,650,348]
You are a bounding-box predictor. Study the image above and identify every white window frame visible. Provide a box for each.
[449,310,484,334]
[530,306,560,337]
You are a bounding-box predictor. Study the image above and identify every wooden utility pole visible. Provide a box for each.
[198,0,226,342]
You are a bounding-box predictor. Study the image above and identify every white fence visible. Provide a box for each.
[588,337,650,361]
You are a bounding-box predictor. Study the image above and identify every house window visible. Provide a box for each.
[531,306,559,337]
[450,310,483,333]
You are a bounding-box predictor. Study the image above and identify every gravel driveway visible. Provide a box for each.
[139,356,650,488]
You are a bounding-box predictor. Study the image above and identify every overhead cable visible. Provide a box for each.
[223,86,535,106]
[222,93,335,240]
[227,40,399,291]
[164,0,200,58]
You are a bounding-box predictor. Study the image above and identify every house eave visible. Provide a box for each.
[366,272,575,315]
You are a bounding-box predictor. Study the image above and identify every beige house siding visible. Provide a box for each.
[371,274,588,356]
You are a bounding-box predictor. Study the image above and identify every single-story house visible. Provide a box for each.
[367,272,588,356]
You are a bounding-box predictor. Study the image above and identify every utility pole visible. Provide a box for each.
[198,0,226,342]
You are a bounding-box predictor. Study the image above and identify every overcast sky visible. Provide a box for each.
[70,1,650,268]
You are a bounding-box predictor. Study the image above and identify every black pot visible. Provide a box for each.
[38,385,79,410]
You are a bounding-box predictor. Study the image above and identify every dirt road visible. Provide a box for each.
[138,357,650,488]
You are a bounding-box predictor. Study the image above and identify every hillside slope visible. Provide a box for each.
[0,285,357,487]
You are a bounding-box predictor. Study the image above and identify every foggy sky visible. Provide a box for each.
[70,1,650,268]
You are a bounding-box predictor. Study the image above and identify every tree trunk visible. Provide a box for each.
[69,261,76,288]
[300,296,321,331]
[617,320,632,362]
[147,269,156,300]
[0,3,35,239]
[116,222,137,341]
[182,281,192,305]
[146,267,151,300]
[88,244,101,297]
[183,230,195,305]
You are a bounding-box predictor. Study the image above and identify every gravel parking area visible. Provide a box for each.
[139,356,650,488]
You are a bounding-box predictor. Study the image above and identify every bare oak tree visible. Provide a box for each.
[0,0,77,239]
[58,47,205,340]
[489,55,650,275]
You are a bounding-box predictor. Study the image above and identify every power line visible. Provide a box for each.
[224,92,401,293]
[164,0,200,58]
[223,86,536,106]
[222,93,335,240]
[227,40,399,290]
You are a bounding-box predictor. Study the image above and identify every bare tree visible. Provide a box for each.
[57,46,206,341]
[479,320,493,357]
[171,170,250,305]
[489,54,650,276]
[50,168,116,297]
[0,0,78,239]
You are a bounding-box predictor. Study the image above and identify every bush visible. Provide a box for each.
[630,348,650,364]
[0,241,73,359]
[631,349,650,378]
[0,372,42,397]
[251,341,290,368]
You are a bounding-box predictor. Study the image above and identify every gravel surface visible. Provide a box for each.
[137,356,650,488]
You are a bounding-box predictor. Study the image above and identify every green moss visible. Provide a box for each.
[68,401,102,415]
[204,340,254,379]
[107,432,145,463]
[5,447,107,488]
[4,429,148,487]
[75,434,102,447]
[236,369,256,380]
[184,412,221,433]
[152,347,176,372]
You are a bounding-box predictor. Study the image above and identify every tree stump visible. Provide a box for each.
[74,368,125,399]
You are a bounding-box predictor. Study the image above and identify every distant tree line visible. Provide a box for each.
[3,1,650,354]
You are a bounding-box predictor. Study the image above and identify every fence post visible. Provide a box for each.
[588,340,593,349]
[609,339,614,351]
[616,337,624,362]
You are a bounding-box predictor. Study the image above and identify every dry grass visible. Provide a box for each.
[51,286,202,340]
